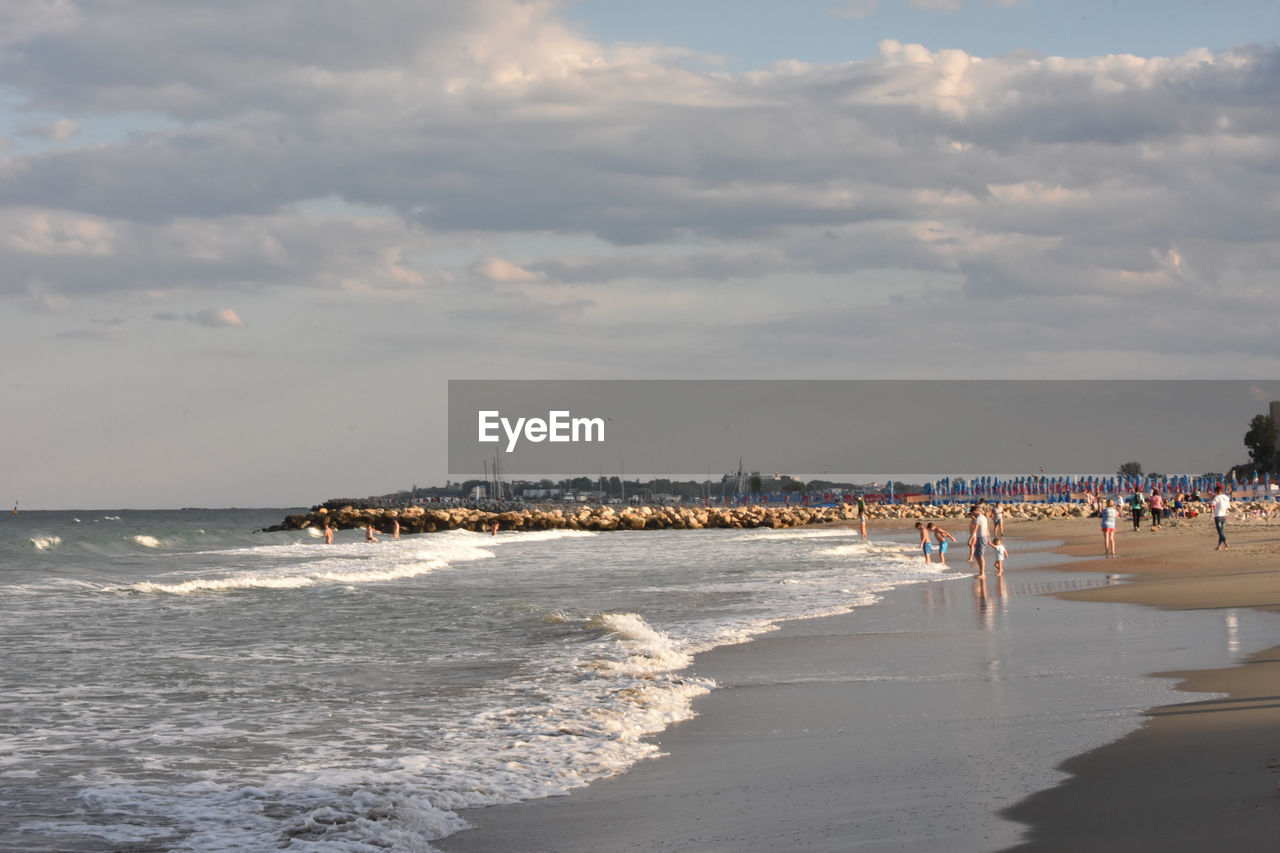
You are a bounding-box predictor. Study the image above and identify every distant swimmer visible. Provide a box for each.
[324,521,334,545]
[392,518,401,540]
[365,523,378,543]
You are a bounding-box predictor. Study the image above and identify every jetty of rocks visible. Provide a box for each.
[261,500,1102,536]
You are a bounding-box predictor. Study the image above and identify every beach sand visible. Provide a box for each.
[999,514,1280,852]
[438,514,1280,852]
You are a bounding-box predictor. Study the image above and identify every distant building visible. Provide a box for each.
[522,488,563,500]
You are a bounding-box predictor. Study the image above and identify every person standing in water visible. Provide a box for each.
[915,522,932,562]
[926,522,957,566]
[969,506,990,576]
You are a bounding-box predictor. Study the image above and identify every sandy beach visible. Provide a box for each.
[438,512,1280,852]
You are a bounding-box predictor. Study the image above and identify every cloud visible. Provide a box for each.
[192,308,243,327]
[469,257,541,282]
[156,308,244,327]
[0,2,1276,369]
[18,118,80,141]
[54,317,126,340]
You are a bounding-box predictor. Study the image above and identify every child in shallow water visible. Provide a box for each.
[915,521,932,562]
[991,537,1009,574]
[926,522,957,565]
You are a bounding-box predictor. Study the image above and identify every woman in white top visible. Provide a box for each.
[1100,499,1118,558]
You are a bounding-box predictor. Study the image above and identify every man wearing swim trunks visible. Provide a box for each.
[969,507,990,575]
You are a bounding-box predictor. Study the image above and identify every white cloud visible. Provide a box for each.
[0,2,1275,371]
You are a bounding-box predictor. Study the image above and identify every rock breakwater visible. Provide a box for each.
[261,500,1109,536]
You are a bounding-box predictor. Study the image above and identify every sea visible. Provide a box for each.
[4,509,1275,852]
[1,508,954,852]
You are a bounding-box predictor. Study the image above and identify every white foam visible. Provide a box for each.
[491,529,598,544]
[118,532,498,595]
[131,534,163,548]
[30,535,62,551]
[587,612,694,675]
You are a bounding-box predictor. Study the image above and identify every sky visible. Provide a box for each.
[2,0,1278,509]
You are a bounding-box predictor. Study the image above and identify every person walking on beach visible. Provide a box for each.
[915,522,932,562]
[1211,485,1231,550]
[857,495,868,540]
[1129,490,1145,532]
[993,501,1005,537]
[969,506,990,576]
[1101,498,1118,557]
[927,522,957,565]
[1148,489,1164,530]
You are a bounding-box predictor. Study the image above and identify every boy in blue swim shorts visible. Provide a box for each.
[926,522,957,565]
[915,521,932,562]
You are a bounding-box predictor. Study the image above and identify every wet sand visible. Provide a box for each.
[438,514,1280,852]
[998,514,1280,852]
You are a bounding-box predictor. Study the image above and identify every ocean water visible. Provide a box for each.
[0,509,952,852]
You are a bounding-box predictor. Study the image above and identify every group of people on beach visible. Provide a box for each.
[915,499,1008,576]
[1098,484,1233,557]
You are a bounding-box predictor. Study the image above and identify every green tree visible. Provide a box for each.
[1243,414,1279,473]
[1116,461,1143,478]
